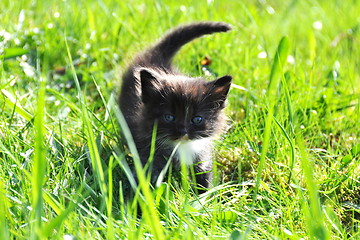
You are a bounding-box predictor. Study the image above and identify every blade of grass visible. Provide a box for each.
[30,76,47,239]
[64,35,108,208]
[155,143,180,188]
[41,183,87,238]
[115,153,139,192]
[253,36,289,208]
[107,156,115,240]
[267,37,290,95]
[0,180,10,240]
[45,88,81,113]
[273,117,295,183]
[296,133,330,240]
[90,75,117,129]
[145,122,158,173]
[2,48,28,60]
[41,197,78,238]
[1,89,33,121]
[281,72,296,182]
[110,96,165,239]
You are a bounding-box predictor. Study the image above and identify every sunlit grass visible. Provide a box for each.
[0,0,359,239]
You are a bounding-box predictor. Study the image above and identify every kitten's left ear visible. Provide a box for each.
[140,68,161,103]
[208,75,232,108]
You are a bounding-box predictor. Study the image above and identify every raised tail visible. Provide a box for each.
[137,21,232,68]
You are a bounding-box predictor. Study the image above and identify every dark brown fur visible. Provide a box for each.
[119,22,232,192]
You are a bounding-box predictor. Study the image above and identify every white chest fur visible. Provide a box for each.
[176,138,212,166]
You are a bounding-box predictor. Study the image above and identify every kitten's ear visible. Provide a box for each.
[140,68,160,103]
[208,75,232,108]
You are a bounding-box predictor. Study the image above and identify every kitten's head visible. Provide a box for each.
[139,68,232,143]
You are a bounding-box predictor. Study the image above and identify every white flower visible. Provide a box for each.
[257,51,267,59]
[287,55,295,64]
[313,21,323,30]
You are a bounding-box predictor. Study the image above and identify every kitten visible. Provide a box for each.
[119,21,232,192]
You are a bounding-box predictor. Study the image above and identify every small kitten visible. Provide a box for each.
[119,21,232,192]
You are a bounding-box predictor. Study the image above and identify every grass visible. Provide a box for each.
[1,0,359,239]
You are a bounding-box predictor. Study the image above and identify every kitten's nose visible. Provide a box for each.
[177,126,188,136]
[178,128,187,136]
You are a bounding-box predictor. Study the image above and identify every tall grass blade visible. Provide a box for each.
[107,156,115,240]
[110,96,166,239]
[281,73,296,181]
[30,76,47,239]
[0,180,10,240]
[64,36,108,206]
[296,133,330,240]
[253,36,289,206]
[268,37,290,94]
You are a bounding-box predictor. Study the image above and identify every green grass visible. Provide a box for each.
[1,0,359,239]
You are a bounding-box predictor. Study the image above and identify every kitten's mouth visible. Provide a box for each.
[178,134,190,142]
[171,134,191,143]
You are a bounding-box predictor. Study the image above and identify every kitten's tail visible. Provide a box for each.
[138,21,232,68]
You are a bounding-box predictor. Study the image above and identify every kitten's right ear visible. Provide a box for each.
[140,68,160,103]
[207,75,232,108]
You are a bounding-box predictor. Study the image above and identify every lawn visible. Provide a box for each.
[1,0,359,239]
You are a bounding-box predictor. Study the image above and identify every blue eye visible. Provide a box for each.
[191,116,203,125]
[163,114,175,122]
